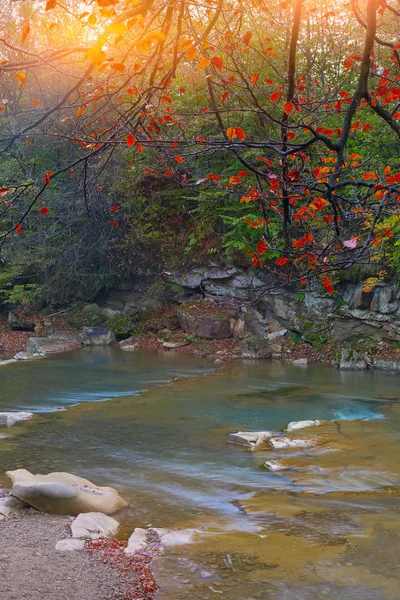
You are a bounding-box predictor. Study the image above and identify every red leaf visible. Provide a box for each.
[110,205,119,211]
[174,156,184,163]
[126,134,136,147]
[46,0,56,9]
[43,171,53,185]
[40,207,49,214]
[276,257,289,265]
[15,224,22,235]
[283,101,294,115]
[270,91,281,103]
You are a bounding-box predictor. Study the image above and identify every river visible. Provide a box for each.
[0,348,399,599]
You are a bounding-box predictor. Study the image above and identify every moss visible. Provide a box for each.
[107,313,132,336]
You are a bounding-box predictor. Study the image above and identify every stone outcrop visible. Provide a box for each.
[0,412,33,426]
[372,359,400,373]
[240,335,282,359]
[8,310,35,331]
[6,469,128,515]
[269,437,317,450]
[26,334,80,357]
[286,420,323,432]
[125,528,149,554]
[177,301,237,339]
[339,349,368,371]
[228,431,276,450]
[79,327,117,346]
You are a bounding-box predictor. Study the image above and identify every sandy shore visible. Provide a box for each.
[0,511,123,600]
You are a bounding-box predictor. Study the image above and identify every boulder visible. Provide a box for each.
[125,528,149,554]
[26,334,80,357]
[70,512,119,539]
[55,538,85,551]
[286,420,323,432]
[269,437,317,450]
[157,329,190,348]
[339,349,368,371]
[6,469,128,515]
[292,358,308,367]
[240,335,281,359]
[372,359,400,373]
[228,431,275,451]
[0,412,33,426]
[7,311,35,332]
[177,301,237,340]
[264,460,289,472]
[79,327,117,346]
[0,495,30,517]
[243,307,267,338]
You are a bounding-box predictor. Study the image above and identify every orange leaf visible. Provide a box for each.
[250,74,259,85]
[383,165,391,175]
[198,57,211,71]
[174,156,184,163]
[323,277,334,294]
[235,127,245,141]
[212,56,223,71]
[362,171,377,180]
[43,171,53,185]
[46,0,56,10]
[15,224,22,235]
[21,21,30,43]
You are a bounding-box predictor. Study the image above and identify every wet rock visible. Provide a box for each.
[157,329,190,348]
[0,412,33,426]
[240,335,281,359]
[177,301,237,340]
[79,327,116,346]
[6,469,128,515]
[70,512,119,539]
[55,538,85,551]
[269,437,317,450]
[13,351,29,360]
[243,307,267,338]
[339,349,368,371]
[292,358,308,367]
[154,528,198,546]
[26,334,80,357]
[266,329,288,340]
[286,420,323,432]
[125,528,149,554]
[228,431,275,450]
[371,359,400,373]
[264,460,289,472]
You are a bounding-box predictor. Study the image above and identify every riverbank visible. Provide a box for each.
[0,509,160,600]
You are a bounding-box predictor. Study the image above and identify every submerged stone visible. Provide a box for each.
[269,437,317,450]
[286,420,323,432]
[228,431,276,450]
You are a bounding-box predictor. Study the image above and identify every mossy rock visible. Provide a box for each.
[66,304,108,329]
[106,313,132,338]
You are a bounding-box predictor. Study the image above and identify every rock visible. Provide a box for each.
[70,512,119,539]
[243,307,267,338]
[339,349,368,371]
[228,431,275,450]
[266,329,288,340]
[0,495,30,517]
[240,335,281,359]
[264,460,289,472]
[269,437,317,450]
[286,420,323,432]
[13,352,29,360]
[79,327,117,346]
[177,301,237,340]
[26,334,80,357]
[6,469,128,515]
[0,412,33,426]
[55,538,86,551]
[125,528,149,554]
[232,317,246,340]
[292,358,308,367]
[157,329,190,348]
[7,311,35,332]
[154,528,198,546]
[372,359,400,373]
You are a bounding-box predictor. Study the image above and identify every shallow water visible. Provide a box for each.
[1,348,399,599]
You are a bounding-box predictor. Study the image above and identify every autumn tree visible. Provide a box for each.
[0,0,399,299]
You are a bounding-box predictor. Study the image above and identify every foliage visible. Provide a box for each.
[0,0,399,308]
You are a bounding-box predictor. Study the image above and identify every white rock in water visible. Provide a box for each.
[55,538,85,551]
[125,528,149,554]
[269,437,317,450]
[286,420,323,432]
[154,528,198,546]
[0,412,33,426]
[6,469,128,515]
[71,512,119,539]
[292,358,308,367]
[228,431,275,450]
[264,460,289,472]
